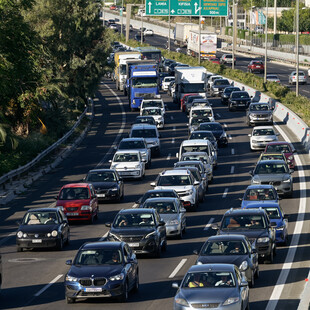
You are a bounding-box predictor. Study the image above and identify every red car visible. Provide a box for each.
[110,4,117,10]
[56,183,99,223]
[209,58,220,65]
[264,141,296,169]
[180,93,199,112]
[247,60,264,74]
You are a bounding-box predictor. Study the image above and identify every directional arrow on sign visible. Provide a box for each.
[171,9,175,14]
[148,1,152,13]
[194,2,201,14]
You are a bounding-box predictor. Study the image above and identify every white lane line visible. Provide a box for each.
[173,126,176,131]
[298,270,310,310]
[96,84,126,168]
[266,123,307,310]
[204,218,215,231]
[99,232,109,241]
[167,153,171,160]
[216,113,221,118]
[34,274,63,297]
[228,134,232,140]
[171,116,174,120]
[231,148,235,155]
[224,123,228,128]
[230,166,235,174]
[168,259,187,278]
[222,188,228,198]
[172,138,175,144]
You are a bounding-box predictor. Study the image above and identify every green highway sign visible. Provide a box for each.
[146,0,228,17]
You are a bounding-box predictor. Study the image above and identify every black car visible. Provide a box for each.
[106,208,167,257]
[64,241,139,303]
[213,208,277,263]
[0,253,2,291]
[228,91,251,111]
[189,130,218,150]
[198,122,228,147]
[134,189,179,208]
[84,169,124,202]
[221,86,241,105]
[193,234,259,287]
[16,207,70,252]
[134,116,156,126]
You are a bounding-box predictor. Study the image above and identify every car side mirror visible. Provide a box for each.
[172,282,179,289]
[238,197,242,201]
[105,222,111,227]
[249,170,253,176]
[289,169,294,174]
[150,182,156,187]
[211,223,219,230]
[142,159,146,162]
[194,181,200,186]
[114,146,118,150]
[66,260,73,266]
[193,249,199,255]
[284,214,289,220]
[248,134,251,137]
[158,220,166,226]
[82,177,86,181]
[251,248,257,254]
[176,152,179,158]
[240,280,248,287]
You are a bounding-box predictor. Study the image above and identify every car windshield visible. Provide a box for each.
[86,172,116,182]
[74,249,122,265]
[142,101,163,108]
[182,145,210,155]
[261,154,285,161]
[244,188,276,200]
[253,129,275,136]
[181,154,209,162]
[214,80,230,86]
[265,207,281,219]
[265,144,291,153]
[114,153,139,162]
[158,175,191,186]
[164,77,174,82]
[132,77,157,88]
[119,140,145,149]
[250,104,269,111]
[192,110,212,118]
[59,187,90,200]
[188,96,204,104]
[23,211,59,225]
[135,117,155,125]
[131,129,157,138]
[201,240,247,255]
[222,215,266,230]
[199,123,222,131]
[190,132,215,141]
[144,201,177,213]
[182,272,235,288]
[114,213,155,227]
[142,108,161,116]
[231,92,250,99]
[254,163,288,174]
[181,83,205,93]
[191,118,210,126]
[224,87,240,94]
[191,101,210,107]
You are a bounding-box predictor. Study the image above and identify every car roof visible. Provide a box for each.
[257,159,287,165]
[61,183,90,188]
[244,202,280,208]
[182,151,208,156]
[159,169,191,176]
[174,166,199,172]
[253,126,274,130]
[191,130,214,134]
[145,189,177,194]
[188,264,235,273]
[131,124,157,130]
[142,106,161,110]
[266,141,290,146]
[114,150,140,155]
[88,169,116,173]
[249,102,269,106]
[81,241,123,250]
[120,137,145,142]
[181,139,212,146]
[207,234,247,242]
[119,208,156,215]
[176,161,203,166]
[191,106,212,110]
[144,197,178,203]
[224,208,266,216]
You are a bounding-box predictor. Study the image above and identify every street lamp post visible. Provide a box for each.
[168,0,171,51]
[232,1,237,70]
[296,0,299,96]
[198,0,202,65]
[141,2,144,44]
[264,0,268,83]
[120,0,124,37]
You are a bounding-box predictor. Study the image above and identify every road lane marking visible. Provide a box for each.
[171,116,174,120]
[172,138,175,144]
[224,123,228,128]
[173,126,176,131]
[228,134,232,140]
[216,113,221,118]
[222,188,228,198]
[34,274,63,297]
[204,218,214,231]
[230,166,235,174]
[167,153,171,160]
[231,148,235,155]
[99,232,109,241]
[168,259,187,278]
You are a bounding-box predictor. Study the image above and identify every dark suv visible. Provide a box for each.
[213,208,276,263]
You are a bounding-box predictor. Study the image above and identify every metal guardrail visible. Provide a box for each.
[0,107,89,189]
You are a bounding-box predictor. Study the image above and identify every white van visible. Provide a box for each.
[176,139,217,167]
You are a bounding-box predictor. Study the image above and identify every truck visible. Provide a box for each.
[127,63,159,111]
[187,30,217,60]
[114,51,141,91]
[174,23,199,48]
[174,66,207,105]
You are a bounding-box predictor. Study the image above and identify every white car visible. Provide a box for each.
[248,126,279,151]
[191,98,211,108]
[140,107,165,129]
[162,77,175,91]
[141,98,166,115]
[189,106,215,122]
[144,29,154,36]
[109,150,145,179]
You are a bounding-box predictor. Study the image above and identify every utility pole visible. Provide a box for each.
[198,0,201,65]
[168,0,171,50]
[141,2,144,44]
[296,0,299,96]
[232,1,237,70]
[126,4,132,43]
[120,0,124,37]
[264,0,268,83]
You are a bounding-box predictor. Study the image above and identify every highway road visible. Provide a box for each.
[0,65,310,310]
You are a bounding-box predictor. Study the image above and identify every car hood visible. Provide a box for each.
[252,174,290,182]
[249,111,272,115]
[68,265,123,279]
[57,199,90,207]
[112,162,140,169]
[89,182,118,190]
[231,98,251,102]
[19,224,60,233]
[160,214,179,223]
[110,227,156,236]
[220,229,269,239]
[197,255,247,266]
[155,186,193,193]
[252,135,277,141]
[241,200,278,208]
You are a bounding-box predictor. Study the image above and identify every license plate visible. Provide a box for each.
[238,103,245,106]
[66,212,79,216]
[32,239,42,243]
[128,243,140,247]
[97,194,106,197]
[84,287,102,292]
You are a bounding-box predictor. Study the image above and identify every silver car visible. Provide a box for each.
[142,197,186,238]
[246,102,273,126]
[248,126,279,151]
[250,159,294,197]
[172,264,249,310]
[289,71,307,85]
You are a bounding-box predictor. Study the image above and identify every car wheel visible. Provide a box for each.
[283,235,289,246]
[66,297,76,304]
[249,271,255,288]
[162,238,167,252]
[118,281,129,302]
[133,273,139,292]
[65,231,70,245]
[88,215,94,224]
[228,104,232,111]
[56,237,63,251]
[265,249,274,264]
[154,243,161,258]
[254,265,260,279]
[178,228,183,239]
[17,246,23,252]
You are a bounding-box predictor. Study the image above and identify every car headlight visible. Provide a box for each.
[66,275,78,282]
[239,260,248,271]
[276,225,284,231]
[57,206,64,211]
[252,140,258,143]
[257,237,270,243]
[288,155,293,160]
[145,231,156,239]
[81,205,92,211]
[17,231,23,238]
[168,219,180,225]
[175,298,189,306]
[110,187,118,191]
[108,232,121,241]
[185,189,193,196]
[249,113,255,118]
[135,164,141,169]
[109,273,124,281]
[283,177,291,183]
[51,230,58,237]
[220,132,227,138]
[223,297,240,305]
[133,99,136,104]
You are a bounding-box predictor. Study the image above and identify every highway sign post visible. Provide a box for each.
[146,0,228,17]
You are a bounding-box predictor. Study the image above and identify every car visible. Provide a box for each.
[151,169,200,210]
[109,24,118,31]
[258,152,288,165]
[220,53,236,65]
[142,197,186,238]
[210,79,231,97]
[16,207,70,252]
[264,141,296,169]
[106,208,167,257]
[189,106,214,122]
[189,130,218,151]
[133,115,156,126]
[208,57,220,64]
[180,93,199,112]
[109,150,145,179]
[162,76,175,91]
[248,126,279,151]
[246,102,273,126]
[108,19,116,25]
[140,97,166,115]
[144,29,154,36]
[184,95,204,114]
[198,122,228,147]
[228,91,251,111]
[83,169,124,202]
[188,117,211,134]
[289,71,307,85]
[242,202,289,245]
[221,86,241,105]
[133,189,179,208]
[247,60,264,74]
[179,152,214,182]
[64,241,139,303]
[207,75,223,90]
[140,107,165,129]
[266,74,281,83]
[117,138,151,168]
[110,4,117,10]
[162,59,176,72]
[129,124,161,156]
[213,208,277,263]
[56,183,99,223]
[240,184,280,209]
[191,98,211,109]
[193,234,259,287]
[250,159,294,197]
[172,264,249,310]
[134,34,145,42]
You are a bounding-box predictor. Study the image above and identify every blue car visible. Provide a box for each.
[242,202,289,245]
[240,185,279,208]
